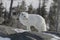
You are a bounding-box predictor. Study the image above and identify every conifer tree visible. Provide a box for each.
[28,4,33,14]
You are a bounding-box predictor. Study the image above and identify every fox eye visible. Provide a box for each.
[22,14,23,15]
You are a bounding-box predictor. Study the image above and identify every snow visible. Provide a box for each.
[0,37,10,40]
[12,28,30,33]
[43,33,60,40]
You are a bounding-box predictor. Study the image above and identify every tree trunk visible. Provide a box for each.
[8,0,13,19]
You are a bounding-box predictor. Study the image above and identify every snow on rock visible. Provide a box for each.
[19,12,49,32]
[12,28,30,33]
[42,32,60,40]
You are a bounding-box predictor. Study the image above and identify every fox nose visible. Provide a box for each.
[24,16,26,17]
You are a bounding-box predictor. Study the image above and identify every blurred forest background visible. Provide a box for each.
[0,0,60,34]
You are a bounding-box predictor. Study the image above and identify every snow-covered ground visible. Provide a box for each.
[0,25,60,40]
[0,37,10,40]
